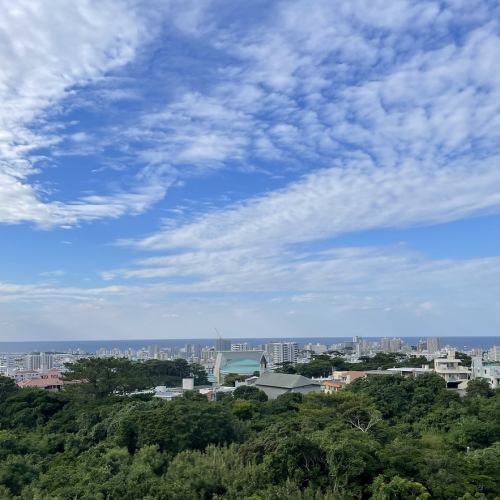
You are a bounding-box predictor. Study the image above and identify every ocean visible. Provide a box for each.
[0,336,498,353]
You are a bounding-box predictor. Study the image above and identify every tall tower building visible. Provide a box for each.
[215,338,232,352]
[488,346,500,361]
[266,342,299,365]
[427,337,441,354]
[25,353,41,371]
[380,338,391,352]
[389,338,402,352]
[40,352,54,372]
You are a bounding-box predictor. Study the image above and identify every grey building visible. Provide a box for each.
[265,342,299,365]
[215,338,232,352]
[254,372,321,399]
[427,337,441,354]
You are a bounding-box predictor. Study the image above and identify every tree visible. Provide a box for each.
[371,475,430,499]
[455,352,472,367]
[274,362,297,374]
[466,378,495,399]
[0,375,18,400]
[63,358,149,399]
[296,355,336,378]
[233,385,268,402]
[463,442,500,496]
[0,389,68,429]
[188,363,209,385]
[130,398,239,454]
[223,373,247,387]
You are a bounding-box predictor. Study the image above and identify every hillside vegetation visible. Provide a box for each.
[0,360,499,499]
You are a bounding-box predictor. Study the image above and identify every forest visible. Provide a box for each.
[0,358,499,499]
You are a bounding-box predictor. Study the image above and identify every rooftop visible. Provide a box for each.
[255,372,320,389]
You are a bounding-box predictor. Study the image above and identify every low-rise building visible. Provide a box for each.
[322,380,344,394]
[331,370,366,384]
[17,369,64,391]
[153,386,182,400]
[10,369,39,383]
[254,372,321,399]
[434,351,470,388]
[386,366,433,377]
[472,357,500,388]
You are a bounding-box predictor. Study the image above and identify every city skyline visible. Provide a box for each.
[2,0,500,340]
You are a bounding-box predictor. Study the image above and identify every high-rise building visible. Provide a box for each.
[40,352,54,371]
[380,338,391,352]
[25,353,41,371]
[389,338,402,352]
[427,337,441,354]
[266,342,299,365]
[148,345,160,359]
[380,338,402,352]
[215,338,232,352]
[417,339,427,352]
[488,345,500,361]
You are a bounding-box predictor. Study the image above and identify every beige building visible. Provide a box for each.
[322,380,343,394]
[434,351,470,388]
[332,371,366,384]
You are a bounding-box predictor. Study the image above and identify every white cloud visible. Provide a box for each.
[105,1,500,309]
[2,1,500,339]
[2,250,500,339]
[127,159,500,254]
[0,0,165,226]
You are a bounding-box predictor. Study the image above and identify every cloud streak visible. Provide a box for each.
[0,0,166,226]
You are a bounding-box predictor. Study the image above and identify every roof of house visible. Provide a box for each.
[18,370,64,388]
[255,372,320,389]
[217,350,266,360]
[334,371,366,377]
[215,350,267,375]
[323,380,343,387]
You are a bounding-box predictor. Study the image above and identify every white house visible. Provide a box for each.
[434,351,470,388]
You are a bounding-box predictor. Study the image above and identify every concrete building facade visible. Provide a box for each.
[472,357,500,388]
[434,351,470,388]
[266,342,299,365]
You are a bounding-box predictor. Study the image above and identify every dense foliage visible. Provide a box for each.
[62,358,209,399]
[0,364,499,499]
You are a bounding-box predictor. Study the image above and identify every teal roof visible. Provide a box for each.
[221,359,261,374]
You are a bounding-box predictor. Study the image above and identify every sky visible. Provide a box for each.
[1,0,500,341]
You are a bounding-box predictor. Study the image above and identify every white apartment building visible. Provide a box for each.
[231,343,250,351]
[487,346,500,362]
[266,342,299,365]
[304,343,327,354]
[24,353,54,372]
[434,350,470,388]
[472,357,500,388]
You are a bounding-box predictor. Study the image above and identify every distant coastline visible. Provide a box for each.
[0,336,498,353]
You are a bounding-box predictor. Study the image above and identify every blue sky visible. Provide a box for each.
[1,0,500,340]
